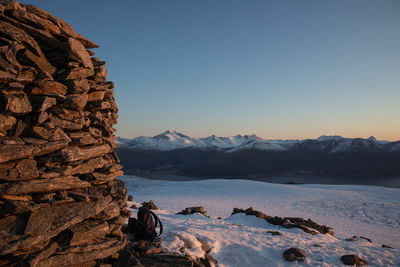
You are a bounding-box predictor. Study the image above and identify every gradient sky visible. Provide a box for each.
[22,0,400,140]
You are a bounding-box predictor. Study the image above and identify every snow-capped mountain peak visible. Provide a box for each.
[316,135,344,141]
[116,131,399,153]
[163,129,176,134]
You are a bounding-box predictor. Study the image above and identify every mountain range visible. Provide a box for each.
[116,130,400,182]
[116,130,400,153]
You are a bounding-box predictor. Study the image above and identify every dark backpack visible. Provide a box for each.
[128,207,163,241]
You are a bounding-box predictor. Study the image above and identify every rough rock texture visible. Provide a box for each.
[346,236,372,243]
[129,239,163,257]
[138,254,197,267]
[113,242,213,267]
[0,1,128,266]
[232,207,334,235]
[267,230,282,236]
[340,255,368,266]
[283,247,307,262]
[177,206,209,217]
[141,200,158,210]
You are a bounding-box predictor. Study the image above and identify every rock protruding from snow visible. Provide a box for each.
[340,254,368,266]
[130,239,163,256]
[346,236,372,243]
[283,247,308,262]
[177,206,209,217]
[232,207,334,235]
[141,200,158,210]
[138,253,203,267]
[267,230,282,236]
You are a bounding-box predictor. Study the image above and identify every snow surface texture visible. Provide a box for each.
[116,130,399,152]
[124,176,400,266]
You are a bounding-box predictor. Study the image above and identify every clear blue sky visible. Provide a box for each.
[22,0,400,140]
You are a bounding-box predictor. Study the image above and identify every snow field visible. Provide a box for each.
[124,176,400,266]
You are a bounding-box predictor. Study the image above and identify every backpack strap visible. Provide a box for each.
[150,210,163,236]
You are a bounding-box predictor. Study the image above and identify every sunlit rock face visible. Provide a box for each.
[0,1,128,265]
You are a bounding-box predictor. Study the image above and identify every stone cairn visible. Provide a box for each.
[0,1,129,266]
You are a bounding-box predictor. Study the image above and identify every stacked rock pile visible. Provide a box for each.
[0,1,128,266]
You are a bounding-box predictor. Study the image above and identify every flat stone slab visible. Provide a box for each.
[61,144,112,162]
[1,196,112,255]
[0,176,90,195]
[0,141,68,163]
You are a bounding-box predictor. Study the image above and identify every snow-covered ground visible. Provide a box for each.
[123,175,400,266]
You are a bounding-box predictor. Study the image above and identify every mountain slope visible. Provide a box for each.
[116,131,400,180]
[117,130,400,153]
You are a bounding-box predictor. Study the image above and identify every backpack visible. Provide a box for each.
[128,207,163,241]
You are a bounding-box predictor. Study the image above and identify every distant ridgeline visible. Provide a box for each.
[117,131,400,179]
[0,1,127,266]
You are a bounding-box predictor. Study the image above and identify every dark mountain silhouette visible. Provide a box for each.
[116,146,400,180]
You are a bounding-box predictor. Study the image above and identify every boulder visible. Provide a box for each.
[11,119,27,136]
[177,206,208,217]
[68,131,98,146]
[340,255,368,266]
[66,79,90,94]
[32,125,52,140]
[69,220,110,246]
[60,144,112,162]
[30,80,68,95]
[0,176,91,195]
[36,111,49,124]
[283,247,307,262]
[232,207,334,235]
[49,115,86,130]
[0,141,68,163]
[267,231,282,236]
[87,90,106,102]
[141,200,158,210]
[196,237,211,253]
[65,157,108,175]
[0,158,39,180]
[22,49,56,77]
[130,239,162,256]
[139,253,196,267]
[36,241,125,267]
[346,236,372,243]
[64,94,88,110]
[113,246,143,267]
[1,92,32,114]
[32,96,57,111]
[0,114,16,136]
[67,37,94,70]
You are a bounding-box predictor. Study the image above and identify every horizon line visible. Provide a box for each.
[117,130,399,142]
